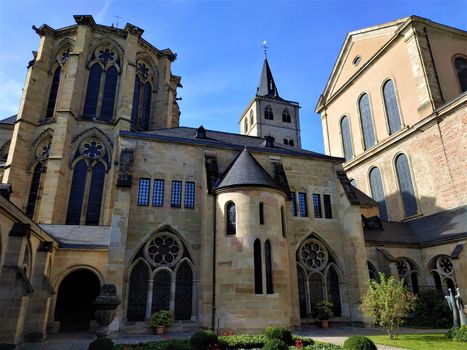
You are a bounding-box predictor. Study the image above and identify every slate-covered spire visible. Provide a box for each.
[256,58,279,98]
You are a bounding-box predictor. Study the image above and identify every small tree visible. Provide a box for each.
[360,273,417,339]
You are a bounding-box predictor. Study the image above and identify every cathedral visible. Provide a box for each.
[0,14,465,347]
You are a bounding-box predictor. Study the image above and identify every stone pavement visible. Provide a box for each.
[15,327,447,350]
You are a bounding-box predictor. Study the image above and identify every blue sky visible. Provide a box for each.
[0,1,465,153]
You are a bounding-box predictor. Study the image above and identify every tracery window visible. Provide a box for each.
[358,93,376,150]
[226,201,236,235]
[454,56,467,92]
[396,258,419,294]
[282,109,291,123]
[296,237,342,317]
[382,80,402,134]
[254,239,262,294]
[340,115,353,161]
[429,255,457,292]
[264,105,273,120]
[44,46,71,120]
[131,60,155,130]
[265,240,273,294]
[83,46,120,121]
[367,261,379,282]
[66,136,109,225]
[369,167,388,221]
[395,153,418,217]
[127,231,194,321]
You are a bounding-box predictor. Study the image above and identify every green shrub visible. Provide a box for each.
[264,327,293,345]
[218,334,266,349]
[303,345,342,350]
[314,301,334,321]
[343,336,376,350]
[262,339,288,350]
[408,289,451,328]
[150,310,174,327]
[448,325,467,343]
[292,335,315,346]
[88,337,114,350]
[190,330,219,350]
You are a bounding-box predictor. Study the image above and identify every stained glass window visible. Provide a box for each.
[127,261,149,322]
[297,267,307,317]
[140,82,152,130]
[383,80,402,134]
[85,162,105,225]
[259,203,264,225]
[131,76,141,126]
[395,153,418,217]
[152,179,164,207]
[100,66,118,121]
[265,240,273,294]
[312,194,322,218]
[152,270,171,313]
[184,181,195,208]
[454,56,467,92]
[175,262,193,320]
[171,180,182,208]
[254,239,262,294]
[358,93,376,150]
[323,194,332,219]
[309,273,323,314]
[66,160,87,224]
[369,167,388,220]
[138,178,150,206]
[83,63,102,118]
[340,115,353,161]
[327,266,342,316]
[226,202,236,235]
[45,67,61,120]
[298,192,307,217]
[26,163,43,219]
[291,192,297,216]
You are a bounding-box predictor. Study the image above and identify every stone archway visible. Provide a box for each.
[54,269,100,330]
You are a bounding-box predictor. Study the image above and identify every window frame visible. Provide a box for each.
[312,193,322,219]
[357,92,377,151]
[226,201,236,235]
[152,179,165,207]
[340,114,354,162]
[137,178,151,206]
[184,181,195,209]
[323,194,332,219]
[298,192,308,217]
[368,166,388,221]
[453,54,467,93]
[381,78,403,135]
[394,153,419,218]
[171,180,183,208]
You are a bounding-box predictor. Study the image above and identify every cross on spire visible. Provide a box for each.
[261,40,268,58]
[114,15,122,28]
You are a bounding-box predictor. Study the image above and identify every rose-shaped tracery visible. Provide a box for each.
[98,48,116,64]
[437,256,454,275]
[137,62,150,79]
[396,259,410,278]
[299,239,328,272]
[144,233,183,268]
[81,139,105,160]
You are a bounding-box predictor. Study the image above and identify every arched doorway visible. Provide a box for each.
[55,269,101,330]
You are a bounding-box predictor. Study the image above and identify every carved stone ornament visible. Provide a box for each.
[35,139,51,162]
[80,138,106,160]
[437,256,454,276]
[116,149,134,188]
[299,239,329,272]
[144,233,184,268]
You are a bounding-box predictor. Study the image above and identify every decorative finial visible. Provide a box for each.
[114,15,122,28]
[261,40,268,58]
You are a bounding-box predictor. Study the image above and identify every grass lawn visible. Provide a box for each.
[368,333,465,350]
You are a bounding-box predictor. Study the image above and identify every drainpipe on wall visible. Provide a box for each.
[211,194,217,331]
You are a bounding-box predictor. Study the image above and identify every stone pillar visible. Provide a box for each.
[22,243,54,342]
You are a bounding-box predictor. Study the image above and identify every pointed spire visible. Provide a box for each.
[256,57,279,98]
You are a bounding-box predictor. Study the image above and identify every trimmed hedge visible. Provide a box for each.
[219,334,266,349]
[447,325,467,343]
[264,327,293,345]
[343,336,376,350]
[262,339,288,350]
[115,340,192,350]
[190,330,219,350]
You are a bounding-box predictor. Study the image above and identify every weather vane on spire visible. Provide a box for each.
[261,40,268,58]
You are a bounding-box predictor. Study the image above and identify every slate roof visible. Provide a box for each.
[0,115,16,124]
[352,185,378,206]
[40,224,110,249]
[214,148,284,192]
[364,205,467,246]
[120,127,342,162]
[257,58,280,98]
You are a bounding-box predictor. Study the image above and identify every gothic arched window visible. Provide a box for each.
[282,109,291,123]
[429,255,457,293]
[367,261,379,282]
[369,167,388,220]
[264,106,273,120]
[340,115,353,161]
[395,153,418,217]
[327,266,342,316]
[127,260,149,321]
[174,262,193,320]
[66,137,109,225]
[250,110,254,125]
[152,270,171,313]
[383,80,402,134]
[283,139,289,145]
[358,93,376,150]
[131,61,155,130]
[254,239,262,294]
[45,68,61,120]
[396,258,420,294]
[265,240,273,294]
[226,202,236,235]
[454,56,467,92]
[244,118,248,133]
[83,46,120,120]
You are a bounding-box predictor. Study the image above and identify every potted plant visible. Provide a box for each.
[150,310,174,334]
[314,301,334,328]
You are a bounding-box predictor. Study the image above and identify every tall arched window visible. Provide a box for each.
[244,118,248,133]
[264,106,273,120]
[454,56,467,92]
[429,255,457,293]
[395,153,418,217]
[396,258,419,294]
[66,136,109,225]
[327,266,342,316]
[83,46,120,120]
[26,163,43,218]
[175,262,194,320]
[226,202,236,235]
[383,80,402,134]
[265,240,273,294]
[250,110,254,125]
[358,93,376,150]
[127,260,149,321]
[282,109,291,123]
[340,115,353,161]
[369,167,388,220]
[131,61,155,130]
[254,239,262,294]
[152,270,171,313]
[45,68,61,120]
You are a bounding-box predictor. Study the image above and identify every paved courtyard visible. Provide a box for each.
[14,326,448,350]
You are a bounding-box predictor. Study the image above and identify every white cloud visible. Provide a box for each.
[0,71,22,117]
[95,0,112,24]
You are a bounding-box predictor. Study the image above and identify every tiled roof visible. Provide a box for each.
[40,224,110,249]
[0,115,17,124]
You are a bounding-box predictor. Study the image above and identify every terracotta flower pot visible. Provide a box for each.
[320,320,329,328]
[154,326,165,334]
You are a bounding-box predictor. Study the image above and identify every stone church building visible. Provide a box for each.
[0,15,465,346]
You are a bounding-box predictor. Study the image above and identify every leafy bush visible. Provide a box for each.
[190,330,219,350]
[302,345,342,350]
[262,339,288,350]
[342,336,376,350]
[150,310,174,327]
[164,342,193,350]
[314,301,334,321]
[408,289,451,328]
[447,325,467,343]
[264,327,293,345]
[88,337,114,350]
[218,334,266,349]
[292,335,315,346]
[115,340,192,350]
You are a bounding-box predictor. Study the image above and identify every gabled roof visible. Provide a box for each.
[0,115,17,125]
[257,57,280,98]
[214,148,284,192]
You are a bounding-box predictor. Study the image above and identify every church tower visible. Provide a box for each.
[240,56,301,147]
